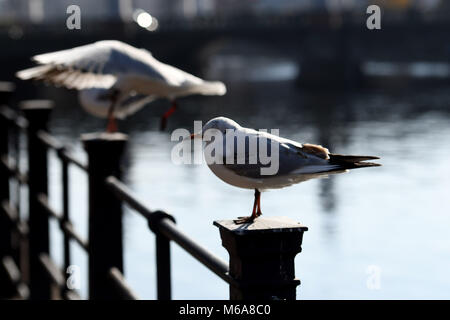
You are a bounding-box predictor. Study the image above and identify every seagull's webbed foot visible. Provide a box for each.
[233,216,256,225]
[234,189,261,224]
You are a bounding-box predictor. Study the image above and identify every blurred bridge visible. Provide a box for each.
[1,12,450,85]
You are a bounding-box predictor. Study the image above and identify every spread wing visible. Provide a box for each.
[16,40,166,90]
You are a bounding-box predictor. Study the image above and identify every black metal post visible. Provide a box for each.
[0,107,13,298]
[214,216,308,300]
[22,100,53,300]
[83,132,127,300]
[156,234,171,300]
[149,211,175,300]
[59,150,71,296]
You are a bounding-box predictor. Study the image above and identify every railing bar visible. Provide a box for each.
[39,253,65,288]
[106,176,236,286]
[108,267,139,300]
[37,194,89,251]
[0,106,28,130]
[0,155,28,184]
[37,193,62,220]
[2,255,20,284]
[1,201,29,237]
[64,290,82,300]
[15,116,28,130]
[106,177,153,219]
[158,218,236,286]
[61,221,89,252]
[60,150,88,171]
[1,256,30,299]
[37,130,88,171]
[36,130,63,151]
[106,176,153,219]
[1,199,18,223]
[16,221,29,238]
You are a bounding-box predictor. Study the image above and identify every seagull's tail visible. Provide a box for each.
[328,154,381,169]
[192,81,227,96]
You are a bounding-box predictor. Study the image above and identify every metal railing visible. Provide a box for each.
[0,101,233,300]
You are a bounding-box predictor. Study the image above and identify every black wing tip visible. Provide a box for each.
[329,154,381,170]
[353,161,382,168]
[330,153,380,160]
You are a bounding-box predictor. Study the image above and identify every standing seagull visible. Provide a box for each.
[193,117,380,224]
[16,40,226,132]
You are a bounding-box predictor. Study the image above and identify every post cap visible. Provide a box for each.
[81,132,128,143]
[20,99,54,110]
[0,81,15,93]
[214,216,308,235]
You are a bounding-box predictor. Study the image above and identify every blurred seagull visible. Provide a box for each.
[16,40,226,132]
[192,117,381,224]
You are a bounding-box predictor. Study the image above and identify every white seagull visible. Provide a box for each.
[16,40,226,132]
[192,117,380,224]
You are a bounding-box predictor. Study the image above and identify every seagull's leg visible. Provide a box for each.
[234,189,259,224]
[106,92,119,133]
[160,100,177,131]
[256,189,262,217]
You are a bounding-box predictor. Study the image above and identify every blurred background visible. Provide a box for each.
[1,0,450,299]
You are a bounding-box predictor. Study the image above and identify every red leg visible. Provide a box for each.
[160,100,177,130]
[256,190,262,217]
[234,189,260,224]
[106,97,118,133]
[106,113,118,133]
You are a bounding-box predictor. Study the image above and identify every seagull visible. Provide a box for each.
[16,40,226,132]
[192,117,380,224]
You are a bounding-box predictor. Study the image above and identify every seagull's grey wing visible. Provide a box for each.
[16,40,165,90]
[222,135,336,179]
[147,58,226,96]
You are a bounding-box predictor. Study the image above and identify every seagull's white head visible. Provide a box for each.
[201,117,241,135]
[189,117,241,142]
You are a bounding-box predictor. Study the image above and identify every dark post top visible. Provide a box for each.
[214,216,308,301]
[20,100,54,130]
[20,99,54,110]
[0,82,15,105]
[0,82,15,92]
[81,132,128,143]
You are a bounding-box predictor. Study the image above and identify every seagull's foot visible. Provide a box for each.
[233,216,256,225]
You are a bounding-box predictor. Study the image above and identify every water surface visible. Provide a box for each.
[35,59,450,299]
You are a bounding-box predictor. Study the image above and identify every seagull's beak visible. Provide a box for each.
[183,133,201,141]
[190,133,202,140]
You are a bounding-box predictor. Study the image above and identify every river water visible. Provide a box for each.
[29,57,450,299]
